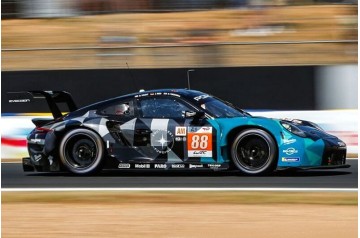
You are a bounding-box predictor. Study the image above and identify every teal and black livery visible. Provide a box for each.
[19,89,349,175]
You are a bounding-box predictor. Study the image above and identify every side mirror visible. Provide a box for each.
[185,111,205,119]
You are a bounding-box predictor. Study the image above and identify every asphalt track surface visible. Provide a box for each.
[1,160,357,189]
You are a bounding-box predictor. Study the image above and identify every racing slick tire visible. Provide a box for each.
[59,128,104,175]
[231,128,277,175]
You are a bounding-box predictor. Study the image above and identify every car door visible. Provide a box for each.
[135,95,217,165]
[97,98,145,162]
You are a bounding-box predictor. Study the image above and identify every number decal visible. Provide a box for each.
[191,135,209,149]
[199,135,209,149]
[187,127,212,157]
[191,135,200,149]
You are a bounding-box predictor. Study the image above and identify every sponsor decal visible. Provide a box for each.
[29,138,44,144]
[33,154,42,162]
[134,164,150,169]
[171,164,185,169]
[208,164,222,168]
[188,127,212,133]
[135,92,180,98]
[118,163,131,169]
[175,127,187,136]
[282,147,298,155]
[154,164,167,169]
[151,130,174,154]
[187,127,213,157]
[189,164,203,169]
[281,157,300,162]
[194,94,210,101]
[283,138,296,145]
[9,99,31,103]
[189,150,207,156]
[134,93,149,98]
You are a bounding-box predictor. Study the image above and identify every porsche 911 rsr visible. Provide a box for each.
[13,89,349,175]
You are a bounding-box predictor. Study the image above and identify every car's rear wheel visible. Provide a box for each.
[231,129,277,175]
[59,128,104,175]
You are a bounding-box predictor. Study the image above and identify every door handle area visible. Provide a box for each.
[135,129,152,135]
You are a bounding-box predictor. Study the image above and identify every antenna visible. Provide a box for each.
[187,69,195,89]
[126,62,140,91]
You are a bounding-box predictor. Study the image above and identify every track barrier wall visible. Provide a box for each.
[1,66,357,159]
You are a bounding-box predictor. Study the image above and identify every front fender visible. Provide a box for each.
[210,117,283,147]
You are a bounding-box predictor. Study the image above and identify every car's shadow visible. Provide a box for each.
[26,169,352,178]
[273,170,352,177]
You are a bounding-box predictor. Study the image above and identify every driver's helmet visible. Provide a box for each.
[115,104,129,115]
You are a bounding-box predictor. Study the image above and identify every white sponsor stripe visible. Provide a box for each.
[150,119,169,147]
[98,118,109,137]
[1,188,357,192]
[120,118,137,145]
[120,118,137,131]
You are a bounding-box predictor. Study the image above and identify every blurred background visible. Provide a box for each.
[1,0,358,158]
[2,0,358,69]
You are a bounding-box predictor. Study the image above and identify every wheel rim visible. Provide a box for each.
[64,135,98,169]
[234,134,271,171]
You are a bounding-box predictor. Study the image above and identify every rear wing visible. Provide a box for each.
[7,91,77,119]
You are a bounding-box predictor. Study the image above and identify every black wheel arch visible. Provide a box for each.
[55,124,106,150]
[226,125,279,149]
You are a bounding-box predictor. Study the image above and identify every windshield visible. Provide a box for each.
[200,97,250,118]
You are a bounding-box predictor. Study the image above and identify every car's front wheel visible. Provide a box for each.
[59,128,104,175]
[231,129,277,175]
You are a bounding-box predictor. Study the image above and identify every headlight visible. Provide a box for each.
[337,141,346,147]
[280,121,306,137]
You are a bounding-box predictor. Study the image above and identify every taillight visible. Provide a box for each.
[35,127,53,133]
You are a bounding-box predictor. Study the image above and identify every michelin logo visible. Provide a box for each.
[118,163,131,169]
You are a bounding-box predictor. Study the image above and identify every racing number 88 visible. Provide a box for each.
[191,135,209,149]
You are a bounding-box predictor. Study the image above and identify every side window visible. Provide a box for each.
[139,97,193,118]
[99,100,134,116]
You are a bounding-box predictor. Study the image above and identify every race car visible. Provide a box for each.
[15,89,349,175]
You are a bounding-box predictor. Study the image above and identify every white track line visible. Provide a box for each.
[1,188,357,192]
